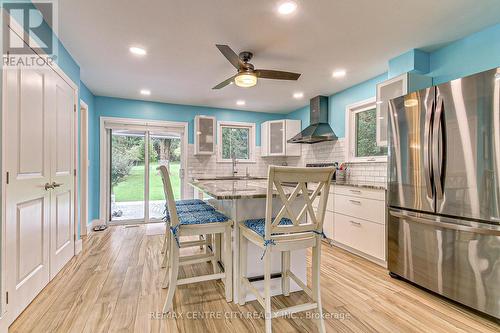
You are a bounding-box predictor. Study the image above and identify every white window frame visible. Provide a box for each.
[217,121,256,163]
[345,97,388,163]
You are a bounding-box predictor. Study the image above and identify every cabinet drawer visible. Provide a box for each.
[334,194,385,224]
[334,185,385,201]
[334,213,385,260]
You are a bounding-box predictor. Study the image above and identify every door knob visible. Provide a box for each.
[51,182,63,188]
[44,183,54,190]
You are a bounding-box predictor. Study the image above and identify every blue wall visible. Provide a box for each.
[429,23,500,85]
[287,23,500,138]
[84,96,285,222]
[95,97,284,145]
[287,73,387,137]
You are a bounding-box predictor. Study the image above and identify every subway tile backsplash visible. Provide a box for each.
[187,138,387,198]
[285,139,388,183]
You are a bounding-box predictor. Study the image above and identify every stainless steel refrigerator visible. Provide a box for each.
[387,68,500,319]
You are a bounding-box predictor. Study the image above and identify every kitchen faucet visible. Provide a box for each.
[231,152,238,177]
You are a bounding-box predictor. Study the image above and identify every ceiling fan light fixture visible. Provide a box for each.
[278,1,298,15]
[234,73,257,88]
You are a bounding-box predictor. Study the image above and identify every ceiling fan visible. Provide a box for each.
[213,44,301,89]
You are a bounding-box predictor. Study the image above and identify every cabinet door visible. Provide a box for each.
[261,122,269,157]
[376,75,407,146]
[195,116,215,154]
[269,120,285,155]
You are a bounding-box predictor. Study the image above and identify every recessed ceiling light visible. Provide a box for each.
[293,92,304,99]
[140,89,151,96]
[332,69,346,78]
[278,1,297,15]
[236,100,246,106]
[130,46,147,56]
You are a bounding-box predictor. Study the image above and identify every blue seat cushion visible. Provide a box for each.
[164,203,215,220]
[244,218,293,238]
[177,210,229,226]
[174,199,206,206]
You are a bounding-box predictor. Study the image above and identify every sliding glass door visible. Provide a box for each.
[149,133,182,220]
[109,128,184,223]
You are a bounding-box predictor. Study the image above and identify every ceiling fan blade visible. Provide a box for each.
[212,75,236,89]
[216,44,244,69]
[255,69,301,81]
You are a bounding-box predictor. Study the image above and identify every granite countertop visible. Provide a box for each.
[332,179,387,190]
[190,179,298,200]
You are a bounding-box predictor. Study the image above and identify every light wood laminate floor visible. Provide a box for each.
[10,225,499,333]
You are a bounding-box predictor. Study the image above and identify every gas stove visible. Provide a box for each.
[306,162,337,180]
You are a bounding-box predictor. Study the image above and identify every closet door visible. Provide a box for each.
[49,72,75,278]
[5,66,52,319]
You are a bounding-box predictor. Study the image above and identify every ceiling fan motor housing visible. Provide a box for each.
[239,51,253,63]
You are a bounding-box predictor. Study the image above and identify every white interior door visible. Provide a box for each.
[5,66,52,319]
[49,73,75,278]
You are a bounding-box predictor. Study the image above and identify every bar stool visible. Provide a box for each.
[238,166,334,333]
[158,165,233,313]
[160,201,216,268]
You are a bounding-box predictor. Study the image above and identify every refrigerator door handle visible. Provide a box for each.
[423,99,435,199]
[432,98,446,199]
[389,209,500,235]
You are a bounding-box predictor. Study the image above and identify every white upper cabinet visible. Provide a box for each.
[194,115,215,155]
[376,73,432,146]
[261,119,301,157]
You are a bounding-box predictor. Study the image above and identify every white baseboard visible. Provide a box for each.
[75,239,83,255]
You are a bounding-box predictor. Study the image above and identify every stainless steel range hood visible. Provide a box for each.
[288,96,337,144]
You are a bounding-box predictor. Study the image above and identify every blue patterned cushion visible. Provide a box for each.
[177,210,229,225]
[164,203,215,220]
[244,218,293,238]
[175,199,206,206]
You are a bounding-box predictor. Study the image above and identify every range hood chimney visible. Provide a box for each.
[288,95,338,144]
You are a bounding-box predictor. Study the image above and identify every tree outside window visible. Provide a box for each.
[221,127,250,159]
[355,108,387,157]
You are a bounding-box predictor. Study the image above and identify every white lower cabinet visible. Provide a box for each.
[332,185,386,265]
[312,184,386,265]
[334,213,385,261]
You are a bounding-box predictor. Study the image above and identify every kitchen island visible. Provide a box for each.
[190,178,307,303]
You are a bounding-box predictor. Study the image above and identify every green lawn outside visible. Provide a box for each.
[112,161,181,202]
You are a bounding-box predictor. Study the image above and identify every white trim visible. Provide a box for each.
[99,117,189,224]
[79,100,89,237]
[1,53,8,328]
[75,239,83,255]
[345,97,388,163]
[217,121,256,163]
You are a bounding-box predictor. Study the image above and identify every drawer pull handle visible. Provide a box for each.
[350,189,361,193]
[350,220,362,226]
[349,199,361,204]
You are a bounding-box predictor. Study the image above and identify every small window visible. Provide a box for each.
[346,98,387,162]
[217,121,255,163]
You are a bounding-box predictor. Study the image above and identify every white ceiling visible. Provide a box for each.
[58,0,500,113]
